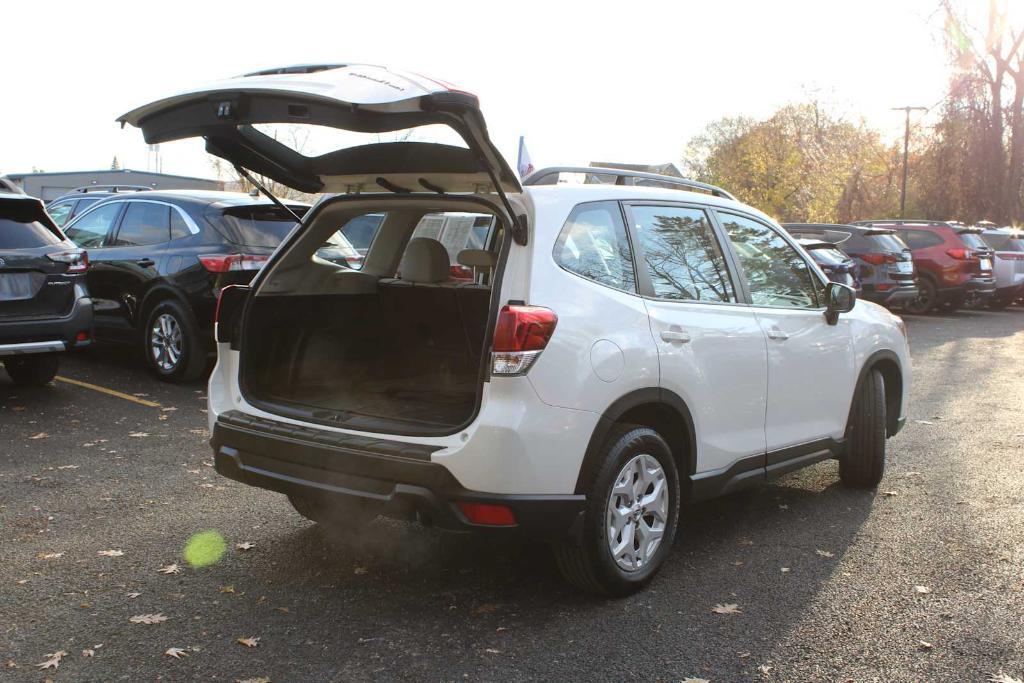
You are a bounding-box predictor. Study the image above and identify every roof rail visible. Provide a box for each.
[850,219,952,227]
[521,166,735,200]
[66,185,153,195]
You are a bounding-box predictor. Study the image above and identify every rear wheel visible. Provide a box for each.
[553,426,680,596]
[840,369,887,488]
[3,354,59,386]
[143,299,206,382]
[288,494,380,527]
[903,278,936,315]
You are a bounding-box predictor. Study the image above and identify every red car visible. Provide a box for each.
[853,220,996,314]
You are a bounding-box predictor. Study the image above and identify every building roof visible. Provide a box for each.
[5,168,220,184]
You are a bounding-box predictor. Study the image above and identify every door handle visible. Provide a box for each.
[766,327,789,341]
[660,330,691,343]
[135,258,155,267]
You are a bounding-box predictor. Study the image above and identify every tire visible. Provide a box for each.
[4,353,59,386]
[840,369,887,488]
[142,299,206,382]
[287,493,380,527]
[553,426,680,596]
[903,277,937,315]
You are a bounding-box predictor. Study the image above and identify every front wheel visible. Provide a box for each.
[840,369,887,488]
[143,300,206,382]
[4,354,59,386]
[553,426,680,596]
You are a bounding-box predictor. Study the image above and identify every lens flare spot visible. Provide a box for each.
[183,530,227,568]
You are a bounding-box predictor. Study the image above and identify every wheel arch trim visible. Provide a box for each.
[848,349,904,437]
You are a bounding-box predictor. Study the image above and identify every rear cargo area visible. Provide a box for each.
[240,201,500,434]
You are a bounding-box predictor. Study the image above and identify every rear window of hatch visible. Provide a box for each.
[958,232,991,251]
[866,233,909,253]
[209,205,308,248]
[0,200,65,249]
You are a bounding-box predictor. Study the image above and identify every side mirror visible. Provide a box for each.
[825,282,856,325]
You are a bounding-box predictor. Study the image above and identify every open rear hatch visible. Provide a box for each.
[119,64,521,435]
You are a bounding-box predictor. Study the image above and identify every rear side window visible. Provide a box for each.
[553,201,636,293]
[630,205,735,302]
[958,232,990,250]
[114,202,170,247]
[65,202,123,248]
[71,197,101,218]
[214,206,304,247]
[900,229,944,249]
[808,246,849,265]
[867,232,909,252]
[317,213,386,270]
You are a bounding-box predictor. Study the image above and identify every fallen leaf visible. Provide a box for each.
[353,566,367,575]
[883,490,898,496]
[28,432,49,440]
[914,420,934,425]
[989,674,1024,683]
[219,585,236,594]
[711,603,742,615]
[5,658,17,667]
[484,648,501,654]
[126,592,141,598]
[98,549,124,557]
[36,651,67,669]
[37,552,63,560]
[236,542,255,551]
[682,679,711,683]
[79,602,92,609]
[778,504,789,510]
[275,606,289,614]
[919,640,934,650]
[81,649,94,658]
[816,549,835,558]
[914,585,932,594]
[732,560,744,566]
[57,465,79,470]
[164,647,188,659]
[129,613,168,625]
[128,432,150,438]
[158,415,168,421]
[237,678,271,683]
[12,405,25,412]
[781,567,791,573]
[158,563,181,575]
[472,603,500,615]
[237,636,260,648]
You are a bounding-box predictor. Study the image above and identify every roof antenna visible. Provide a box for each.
[233,164,304,224]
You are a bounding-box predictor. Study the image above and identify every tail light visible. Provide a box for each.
[450,264,473,279]
[456,502,516,526]
[214,284,251,343]
[946,248,973,260]
[858,253,897,266]
[198,254,269,273]
[491,305,557,376]
[48,249,88,273]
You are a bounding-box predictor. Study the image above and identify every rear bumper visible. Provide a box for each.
[962,277,996,295]
[0,296,93,355]
[862,284,917,305]
[211,410,585,539]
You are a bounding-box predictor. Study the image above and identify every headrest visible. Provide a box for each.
[399,237,450,283]
[457,249,497,269]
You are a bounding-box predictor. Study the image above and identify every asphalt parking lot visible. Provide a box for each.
[1,308,1023,682]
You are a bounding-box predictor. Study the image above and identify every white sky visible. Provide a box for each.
[3,0,952,181]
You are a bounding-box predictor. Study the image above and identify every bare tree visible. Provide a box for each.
[209,125,316,202]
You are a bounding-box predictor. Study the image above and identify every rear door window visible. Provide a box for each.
[629,204,735,302]
[113,202,171,247]
[46,200,75,228]
[552,201,636,293]
[71,197,101,219]
[868,232,909,252]
[65,203,123,248]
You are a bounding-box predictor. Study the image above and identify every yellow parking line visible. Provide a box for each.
[55,376,162,408]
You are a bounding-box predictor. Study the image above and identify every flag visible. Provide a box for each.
[517,136,535,179]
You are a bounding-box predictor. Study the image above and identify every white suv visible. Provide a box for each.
[120,64,911,595]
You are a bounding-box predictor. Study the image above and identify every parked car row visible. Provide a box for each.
[784,220,1023,314]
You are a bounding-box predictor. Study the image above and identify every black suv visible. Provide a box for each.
[784,223,917,308]
[0,192,92,385]
[62,191,305,382]
[46,185,152,228]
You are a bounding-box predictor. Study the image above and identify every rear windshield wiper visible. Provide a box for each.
[233,164,305,225]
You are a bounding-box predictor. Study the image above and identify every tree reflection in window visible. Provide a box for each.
[553,202,636,293]
[631,206,735,302]
[719,213,818,309]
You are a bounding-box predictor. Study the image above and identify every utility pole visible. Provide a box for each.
[893,106,928,218]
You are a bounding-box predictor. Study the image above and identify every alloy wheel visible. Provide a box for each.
[606,453,670,572]
[150,312,183,372]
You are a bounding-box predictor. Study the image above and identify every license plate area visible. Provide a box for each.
[0,272,43,301]
[895,260,913,274]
